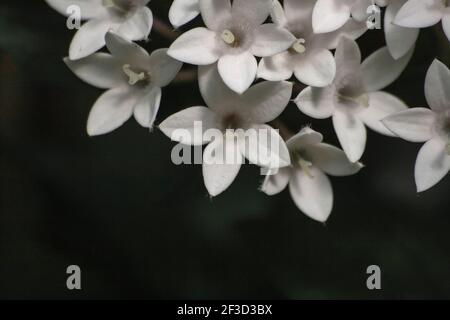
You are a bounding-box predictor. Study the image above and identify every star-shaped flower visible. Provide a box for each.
[395,0,450,42]
[167,0,295,94]
[313,0,418,59]
[383,59,450,192]
[258,0,366,87]
[160,64,292,196]
[65,31,182,136]
[295,37,411,162]
[46,0,153,60]
[262,127,363,222]
[169,0,200,28]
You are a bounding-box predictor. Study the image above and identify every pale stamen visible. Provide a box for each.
[338,93,370,108]
[122,64,147,85]
[221,29,236,46]
[298,158,314,178]
[291,39,306,54]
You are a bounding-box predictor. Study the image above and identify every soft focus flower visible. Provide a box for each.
[167,0,295,94]
[65,31,182,136]
[258,0,366,87]
[262,127,363,222]
[159,64,292,196]
[46,0,153,60]
[395,0,450,42]
[169,0,200,28]
[295,37,411,162]
[383,59,450,192]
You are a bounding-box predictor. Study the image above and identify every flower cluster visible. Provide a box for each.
[46,0,450,223]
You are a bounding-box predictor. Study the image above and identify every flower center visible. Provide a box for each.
[292,151,314,178]
[221,29,237,46]
[122,64,149,85]
[222,113,242,130]
[290,38,307,54]
[337,93,370,108]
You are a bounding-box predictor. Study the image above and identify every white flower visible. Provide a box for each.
[65,31,182,136]
[313,0,418,59]
[159,64,292,196]
[262,127,363,222]
[169,0,200,28]
[395,0,450,42]
[167,0,295,94]
[295,37,411,162]
[383,59,450,192]
[258,0,366,87]
[45,0,153,60]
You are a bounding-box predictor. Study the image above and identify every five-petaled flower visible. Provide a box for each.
[262,127,363,222]
[383,59,450,192]
[65,31,182,136]
[167,0,296,94]
[160,64,292,196]
[46,0,153,60]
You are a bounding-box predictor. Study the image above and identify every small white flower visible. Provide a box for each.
[262,127,363,223]
[258,0,366,87]
[167,0,295,94]
[383,59,450,192]
[295,37,411,162]
[169,0,200,28]
[45,0,153,60]
[159,64,292,196]
[313,0,418,59]
[65,31,182,136]
[395,0,450,42]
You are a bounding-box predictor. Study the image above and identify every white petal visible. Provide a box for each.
[238,124,291,169]
[133,86,161,128]
[284,0,316,25]
[169,0,200,28]
[332,108,367,162]
[334,37,361,80]
[295,86,335,119]
[395,0,444,28]
[198,64,238,114]
[425,59,450,112]
[442,11,450,41]
[271,0,288,27]
[257,52,294,81]
[382,108,437,142]
[415,137,450,192]
[306,143,363,176]
[148,49,183,87]
[45,0,106,19]
[289,167,333,222]
[287,127,323,150]
[250,24,295,57]
[117,7,153,41]
[359,91,408,136]
[167,27,221,65]
[203,137,243,196]
[199,0,232,31]
[261,167,291,195]
[87,86,136,136]
[313,19,367,50]
[64,53,123,89]
[385,0,419,60]
[105,31,149,64]
[218,52,257,94]
[239,81,293,123]
[69,19,113,60]
[159,106,218,146]
[361,46,413,92]
[294,50,336,87]
[232,0,272,26]
[312,0,353,33]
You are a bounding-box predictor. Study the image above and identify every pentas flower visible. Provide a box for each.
[313,0,418,59]
[167,0,295,94]
[169,0,200,28]
[395,0,450,42]
[295,37,411,162]
[46,0,153,60]
[258,0,366,87]
[383,60,450,192]
[262,127,363,223]
[65,31,182,136]
[159,64,292,197]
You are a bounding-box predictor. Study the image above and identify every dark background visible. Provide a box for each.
[0,1,449,299]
